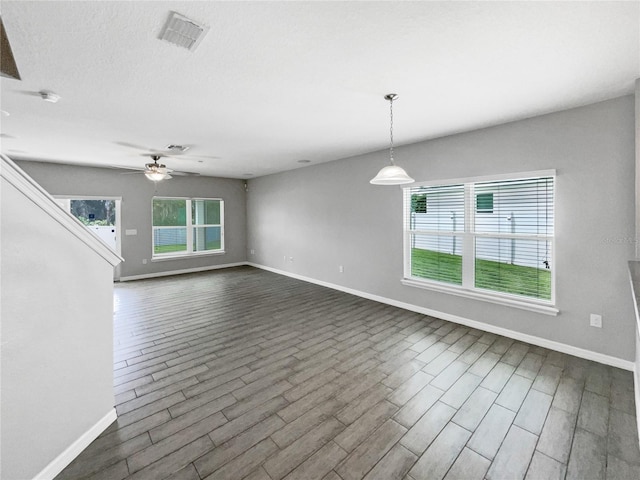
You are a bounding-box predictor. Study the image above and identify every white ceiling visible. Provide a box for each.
[1,1,639,179]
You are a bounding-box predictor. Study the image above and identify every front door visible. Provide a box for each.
[56,197,122,280]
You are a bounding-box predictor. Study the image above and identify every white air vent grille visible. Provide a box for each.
[159,12,209,51]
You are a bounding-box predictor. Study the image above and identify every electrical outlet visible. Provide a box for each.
[142,259,147,265]
[589,313,602,328]
[339,265,344,273]
[250,249,255,255]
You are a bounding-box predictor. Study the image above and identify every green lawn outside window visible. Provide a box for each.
[411,248,551,300]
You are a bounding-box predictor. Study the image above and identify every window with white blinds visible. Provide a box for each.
[403,171,555,306]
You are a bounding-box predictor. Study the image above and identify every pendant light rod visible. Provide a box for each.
[385,93,398,165]
[370,92,414,185]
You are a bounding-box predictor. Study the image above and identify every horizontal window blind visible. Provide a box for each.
[404,173,555,304]
[411,234,463,284]
[406,184,464,285]
[408,184,465,232]
[475,238,552,299]
[473,177,553,300]
[474,177,554,236]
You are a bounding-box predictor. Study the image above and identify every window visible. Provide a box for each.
[411,193,427,214]
[403,171,555,311]
[152,197,224,257]
[476,193,494,213]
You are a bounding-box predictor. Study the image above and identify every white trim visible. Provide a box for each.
[627,266,640,444]
[401,278,559,316]
[463,183,475,289]
[53,194,123,201]
[408,169,557,189]
[247,262,633,371]
[119,262,245,281]
[1,155,123,267]
[151,197,224,259]
[152,250,226,262]
[114,199,122,280]
[33,408,116,480]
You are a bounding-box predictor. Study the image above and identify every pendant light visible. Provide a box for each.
[370,93,414,185]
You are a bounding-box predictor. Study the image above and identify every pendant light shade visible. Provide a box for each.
[369,165,414,185]
[370,93,414,186]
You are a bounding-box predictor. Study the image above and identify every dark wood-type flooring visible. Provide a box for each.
[56,266,640,480]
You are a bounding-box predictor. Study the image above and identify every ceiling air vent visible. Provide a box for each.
[159,12,209,52]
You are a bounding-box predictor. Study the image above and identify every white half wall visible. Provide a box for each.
[1,159,120,479]
[247,96,637,362]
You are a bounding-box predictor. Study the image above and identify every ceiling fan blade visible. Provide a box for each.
[105,164,145,173]
[116,142,218,163]
[115,141,163,152]
[180,155,220,161]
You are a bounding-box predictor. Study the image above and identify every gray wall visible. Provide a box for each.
[1,172,116,479]
[247,95,636,361]
[16,161,247,279]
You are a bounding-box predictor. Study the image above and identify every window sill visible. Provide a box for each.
[152,250,225,262]
[401,277,559,316]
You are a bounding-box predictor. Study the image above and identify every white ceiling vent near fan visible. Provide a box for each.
[159,12,209,51]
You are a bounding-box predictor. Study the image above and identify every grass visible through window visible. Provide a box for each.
[154,244,187,254]
[155,240,222,255]
[475,257,550,300]
[411,248,551,300]
[411,248,462,285]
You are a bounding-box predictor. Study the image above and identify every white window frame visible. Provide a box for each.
[401,170,558,316]
[152,197,225,260]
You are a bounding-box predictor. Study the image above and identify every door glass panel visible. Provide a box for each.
[69,199,117,251]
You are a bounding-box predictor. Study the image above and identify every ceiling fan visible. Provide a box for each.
[115,141,218,161]
[114,141,211,180]
[115,154,201,181]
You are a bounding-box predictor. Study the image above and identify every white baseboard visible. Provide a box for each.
[119,262,246,282]
[248,262,635,371]
[33,408,117,480]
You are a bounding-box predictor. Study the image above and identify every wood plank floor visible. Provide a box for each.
[55,266,640,480]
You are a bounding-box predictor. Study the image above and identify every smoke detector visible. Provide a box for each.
[159,12,209,51]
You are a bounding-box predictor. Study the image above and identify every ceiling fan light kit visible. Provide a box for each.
[370,93,414,186]
[145,171,170,182]
[39,90,61,103]
[144,155,172,181]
